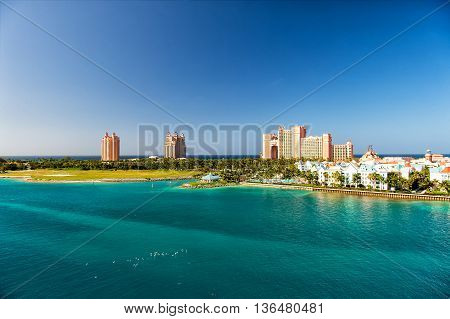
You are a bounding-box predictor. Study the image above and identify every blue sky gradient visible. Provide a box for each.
[0,0,449,155]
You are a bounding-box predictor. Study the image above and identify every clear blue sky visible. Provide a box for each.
[0,0,449,156]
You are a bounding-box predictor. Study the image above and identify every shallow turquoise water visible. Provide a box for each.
[0,179,448,298]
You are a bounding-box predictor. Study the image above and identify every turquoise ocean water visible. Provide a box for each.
[0,179,448,298]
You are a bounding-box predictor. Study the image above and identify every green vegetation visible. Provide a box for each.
[0,158,448,196]
[332,171,345,187]
[368,172,383,183]
[0,161,24,172]
[353,173,362,187]
[298,168,448,196]
[1,169,201,182]
[385,168,448,195]
[1,157,300,182]
[302,171,319,185]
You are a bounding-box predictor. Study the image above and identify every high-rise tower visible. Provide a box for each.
[101,132,120,161]
[164,132,186,158]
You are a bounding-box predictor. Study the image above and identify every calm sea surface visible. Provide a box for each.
[0,179,448,298]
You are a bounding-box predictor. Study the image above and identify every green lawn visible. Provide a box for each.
[3,169,202,182]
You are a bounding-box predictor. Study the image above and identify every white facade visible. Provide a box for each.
[342,162,359,186]
[295,154,449,191]
[400,167,412,179]
[430,167,450,183]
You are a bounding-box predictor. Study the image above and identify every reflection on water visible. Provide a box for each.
[0,179,448,298]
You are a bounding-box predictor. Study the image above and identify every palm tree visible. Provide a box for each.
[368,173,384,190]
[352,173,361,188]
[376,174,386,190]
[441,181,450,194]
[368,173,378,189]
[323,172,329,186]
[332,171,345,187]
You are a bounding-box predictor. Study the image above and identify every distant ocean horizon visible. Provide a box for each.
[1,154,449,161]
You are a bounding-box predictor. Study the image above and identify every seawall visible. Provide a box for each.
[241,182,450,202]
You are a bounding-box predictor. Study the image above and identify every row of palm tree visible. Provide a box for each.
[300,168,448,194]
[0,157,298,177]
[1,157,448,194]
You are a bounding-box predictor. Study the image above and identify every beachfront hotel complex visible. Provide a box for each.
[262,125,353,161]
[294,147,450,191]
[101,132,120,161]
[164,132,186,159]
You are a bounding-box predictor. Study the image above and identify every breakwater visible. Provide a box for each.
[241,182,450,202]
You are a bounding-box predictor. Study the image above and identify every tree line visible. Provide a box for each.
[1,157,448,194]
[0,157,298,179]
[298,168,449,195]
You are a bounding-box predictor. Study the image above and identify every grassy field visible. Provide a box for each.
[1,169,202,182]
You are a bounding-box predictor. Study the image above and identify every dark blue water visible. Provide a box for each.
[3,154,447,161]
[0,155,261,160]
[0,179,448,298]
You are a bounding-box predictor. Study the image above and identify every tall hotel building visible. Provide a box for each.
[164,132,186,158]
[278,126,293,159]
[262,125,306,160]
[333,141,354,162]
[292,125,307,158]
[300,134,332,161]
[101,132,120,161]
[262,125,352,161]
[262,133,279,160]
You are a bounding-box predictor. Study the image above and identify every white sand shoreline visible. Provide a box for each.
[0,175,188,184]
